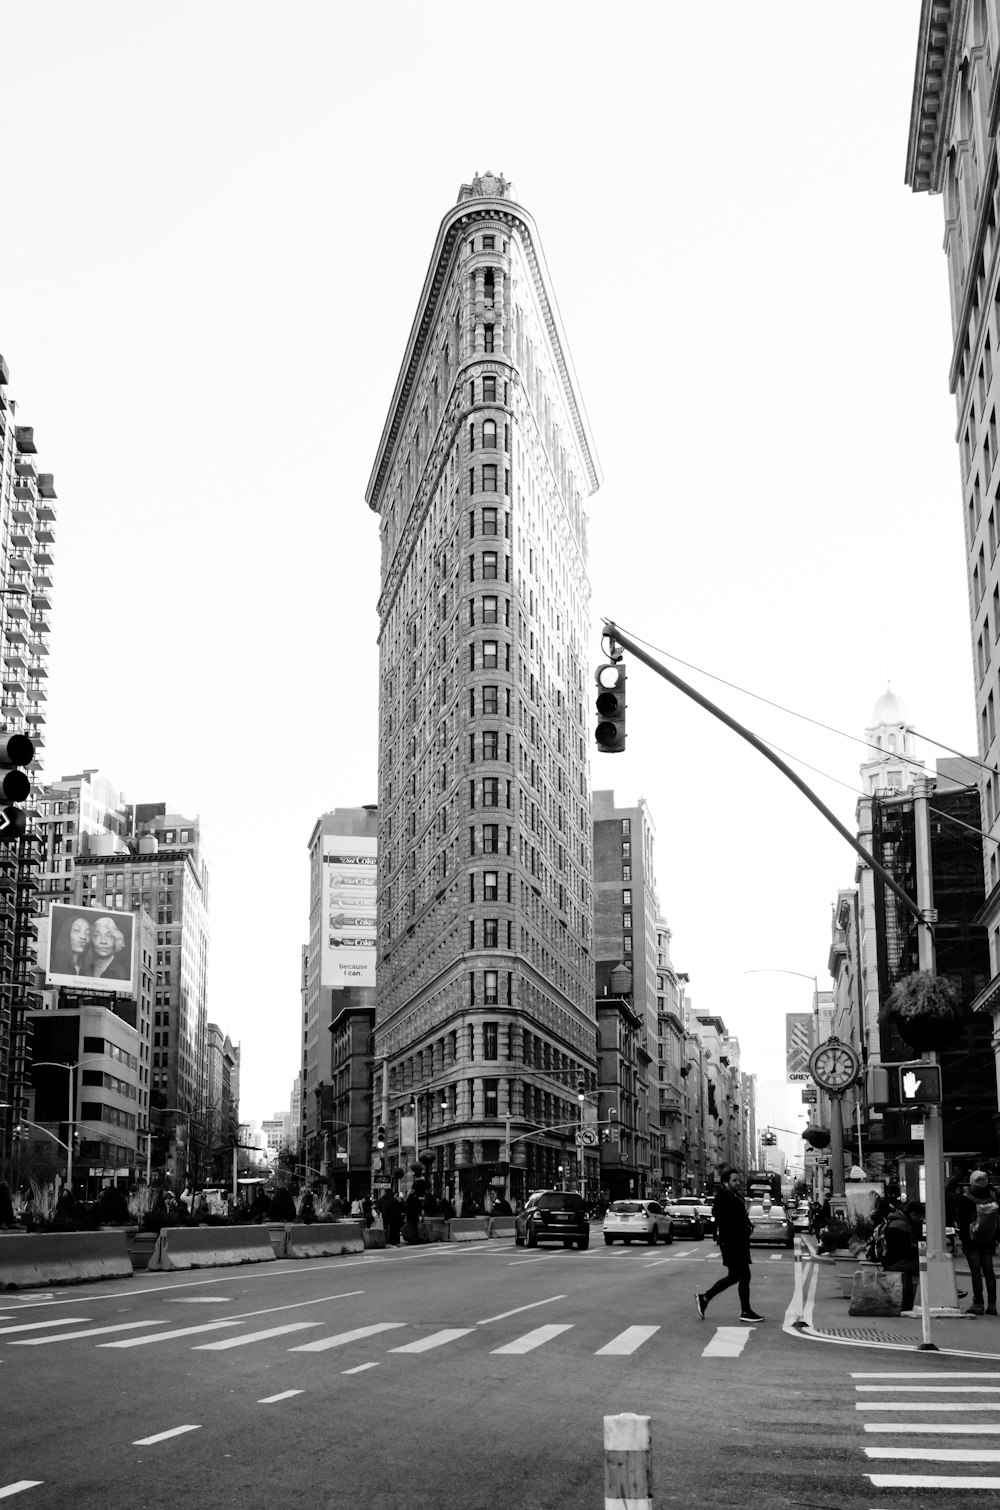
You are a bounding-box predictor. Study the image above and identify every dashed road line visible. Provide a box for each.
[0,1487,43,1501]
[133,1425,201,1446]
[258,1389,303,1403]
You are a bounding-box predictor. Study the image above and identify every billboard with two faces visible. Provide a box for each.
[45,902,137,995]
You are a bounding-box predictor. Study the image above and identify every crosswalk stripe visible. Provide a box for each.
[100,1320,242,1348]
[491,1324,573,1355]
[866,1448,1000,1461]
[0,1485,43,1500]
[868,1474,1000,1488]
[0,1318,89,1336]
[193,1323,322,1350]
[864,1425,1000,1434]
[595,1326,659,1356]
[852,1372,1000,1379]
[290,1323,407,1353]
[858,1403,1000,1412]
[856,1386,1000,1393]
[702,1327,752,1359]
[389,1328,474,1354]
[11,1320,170,1345]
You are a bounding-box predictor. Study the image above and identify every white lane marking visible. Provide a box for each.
[477,1295,567,1325]
[857,1402,1000,1411]
[342,1362,380,1374]
[165,1297,231,1304]
[0,1318,90,1336]
[193,1323,322,1350]
[389,1328,474,1354]
[491,1324,573,1355]
[22,1261,379,1306]
[867,1448,1000,1461]
[857,1385,1000,1393]
[132,1425,201,1446]
[11,1321,170,1346]
[595,1326,659,1356]
[853,1371,1000,1379]
[702,1327,753,1358]
[868,1474,1000,1488]
[290,1323,407,1353]
[0,1487,43,1500]
[101,1288,364,1347]
[101,1320,242,1348]
[864,1424,1000,1434]
[258,1390,303,1403]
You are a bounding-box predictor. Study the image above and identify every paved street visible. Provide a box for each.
[4,1237,1000,1508]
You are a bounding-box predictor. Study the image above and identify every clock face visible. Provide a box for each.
[810,1041,859,1092]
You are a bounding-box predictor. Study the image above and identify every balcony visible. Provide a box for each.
[26,659,46,678]
[32,571,52,591]
[3,624,26,646]
[3,649,25,670]
[9,526,32,549]
[36,475,56,501]
[34,524,54,546]
[14,427,36,455]
[15,457,36,482]
[2,674,24,695]
[25,684,45,703]
[13,485,35,506]
[33,546,53,567]
[30,591,50,613]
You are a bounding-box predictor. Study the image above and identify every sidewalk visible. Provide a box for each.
[787,1235,1000,1359]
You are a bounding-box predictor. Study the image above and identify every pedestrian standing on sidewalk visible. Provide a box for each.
[952,1170,999,1316]
[696,1167,764,1324]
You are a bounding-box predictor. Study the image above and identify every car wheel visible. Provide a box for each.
[648,1227,658,1245]
[525,1225,537,1249]
[577,1234,589,1250]
[694,1227,705,1241]
[604,1235,614,1245]
[563,1237,573,1248]
[624,1237,632,1245]
[514,1231,523,1246]
[664,1225,673,1245]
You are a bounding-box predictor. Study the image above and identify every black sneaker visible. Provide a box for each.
[696,1292,707,1320]
[739,1311,765,1323]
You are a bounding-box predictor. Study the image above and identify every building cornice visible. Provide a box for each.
[906,0,967,195]
[365,194,602,514]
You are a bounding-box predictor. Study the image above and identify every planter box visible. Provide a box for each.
[832,1254,878,1297]
[128,1232,159,1271]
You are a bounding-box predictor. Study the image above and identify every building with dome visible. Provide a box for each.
[859,686,925,798]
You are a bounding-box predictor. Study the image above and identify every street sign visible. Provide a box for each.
[801,1088,817,1104]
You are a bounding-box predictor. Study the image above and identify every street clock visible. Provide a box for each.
[808,1036,860,1094]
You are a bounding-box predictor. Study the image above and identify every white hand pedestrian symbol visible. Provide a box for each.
[902,1070,919,1099]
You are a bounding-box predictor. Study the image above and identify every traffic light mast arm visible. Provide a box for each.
[603,620,926,931]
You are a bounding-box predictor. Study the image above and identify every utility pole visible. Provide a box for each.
[912,776,959,1312]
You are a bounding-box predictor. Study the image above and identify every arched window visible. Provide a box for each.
[482,419,497,449]
[484,268,495,308]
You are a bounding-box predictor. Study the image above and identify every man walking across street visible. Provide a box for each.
[696,1167,764,1324]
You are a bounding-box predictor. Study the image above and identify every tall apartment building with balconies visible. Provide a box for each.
[366,173,601,1206]
[0,356,56,1176]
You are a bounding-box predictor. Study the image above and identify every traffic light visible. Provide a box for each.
[595,661,626,754]
[0,733,34,841]
[577,1078,586,1102]
[376,1123,386,1150]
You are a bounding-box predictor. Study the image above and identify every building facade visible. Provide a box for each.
[907,2,1000,1094]
[302,806,378,1178]
[0,357,56,1182]
[654,916,688,1194]
[366,173,601,1206]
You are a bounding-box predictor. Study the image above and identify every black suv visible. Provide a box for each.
[514,1190,590,1250]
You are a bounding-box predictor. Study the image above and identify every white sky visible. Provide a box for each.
[0,4,967,1172]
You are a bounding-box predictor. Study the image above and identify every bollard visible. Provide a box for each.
[790,1236,808,1329]
[916,1240,938,1351]
[604,1412,651,1509]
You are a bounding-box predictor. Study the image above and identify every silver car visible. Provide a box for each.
[602,1199,673,1246]
[746,1201,794,1248]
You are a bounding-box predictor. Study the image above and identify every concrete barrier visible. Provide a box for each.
[488,1217,516,1239]
[283,1221,366,1259]
[447,1217,490,1242]
[266,1223,288,1257]
[146,1224,276,1272]
[0,1230,133,1289]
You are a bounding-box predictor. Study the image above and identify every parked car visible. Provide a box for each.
[790,1204,812,1232]
[602,1199,673,1246]
[514,1190,590,1250]
[663,1198,705,1240]
[747,1201,794,1247]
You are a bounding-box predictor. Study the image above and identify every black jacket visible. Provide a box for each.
[713,1183,752,1263]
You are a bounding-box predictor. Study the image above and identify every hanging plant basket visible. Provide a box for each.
[802,1126,831,1149]
[880,970,963,1053]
